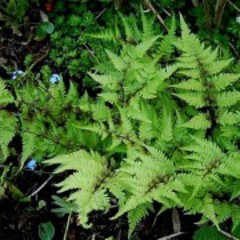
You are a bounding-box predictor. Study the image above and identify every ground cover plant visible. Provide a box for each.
[1,0,240,239]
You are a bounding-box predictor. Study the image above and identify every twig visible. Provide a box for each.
[218,229,240,240]
[228,0,240,13]
[214,0,228,27]
[95,8,107,21]
[229,42,240,58]
[143,0,169,32]
[158,232,185,240]
[28,175,53,197]
[83,43,100,64]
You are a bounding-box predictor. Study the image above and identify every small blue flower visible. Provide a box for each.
[11,70,24,80]
[26,159,37,171]
[49,73,61,84]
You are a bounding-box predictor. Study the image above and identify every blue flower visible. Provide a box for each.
[26,159,37,171]
[49,74,61,84]
[11,70,24,80]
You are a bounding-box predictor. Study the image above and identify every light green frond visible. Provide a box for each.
[217,111,240,126]
[106,49,126,71]
[173,92,205,108]
[88,73,119,89]
[216,91,240,107]
[21,132,35,165]
[141,6,155,41]
[212,73,240,91]
[128,203,151,238]
[135,36,160,58]
[119,13,135,41]
[171,79,204,91]
[181,113,211,130]
[0,111,17,161]
[0,80,14,105]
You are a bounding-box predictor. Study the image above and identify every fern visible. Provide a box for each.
[45,150,115,227]
[0,111,17,160]
[45,14,240,239]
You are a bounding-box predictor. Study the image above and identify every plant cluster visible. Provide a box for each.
[0,66,101,185]
[1,1,240,239]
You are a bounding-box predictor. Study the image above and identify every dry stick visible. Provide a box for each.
[214,0,228,27]
[172,208,181,233]
[95,7,107,21]
[229,42,240,58]
[83,43,100,64]
[228,0,240,13]
[203,0,212,29]
[28,175,53,197]
[143,0,169,32]
[158,232,185,240]
[163,8,171,17]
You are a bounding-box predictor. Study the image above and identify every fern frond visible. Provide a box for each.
[105,49,126,71]
[212,73,240,91]
[141,6,155,41]
[0,111,17,161]
[128,203,151,238]
[182,113,211,130]
[171,79,204,91]
[0,80,14,106]
[217,111,240,126]
[135,36,160,58]
[45,150,114,227]
[173,92,205,108]
[216,91,240,107]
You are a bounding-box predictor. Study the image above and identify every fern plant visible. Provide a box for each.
[172,16,240,151]
[0,66,102,167]
[46,14,240,239]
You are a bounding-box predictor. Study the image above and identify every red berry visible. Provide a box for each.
[45,3,53,12]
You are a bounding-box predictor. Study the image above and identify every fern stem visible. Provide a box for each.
[63,212,72,240]
[21,128,76,150]
[218,228,239,240]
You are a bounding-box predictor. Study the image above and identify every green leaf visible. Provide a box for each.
[40,22,55,34]
[39,222,55,240]
[193,226,226,240]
